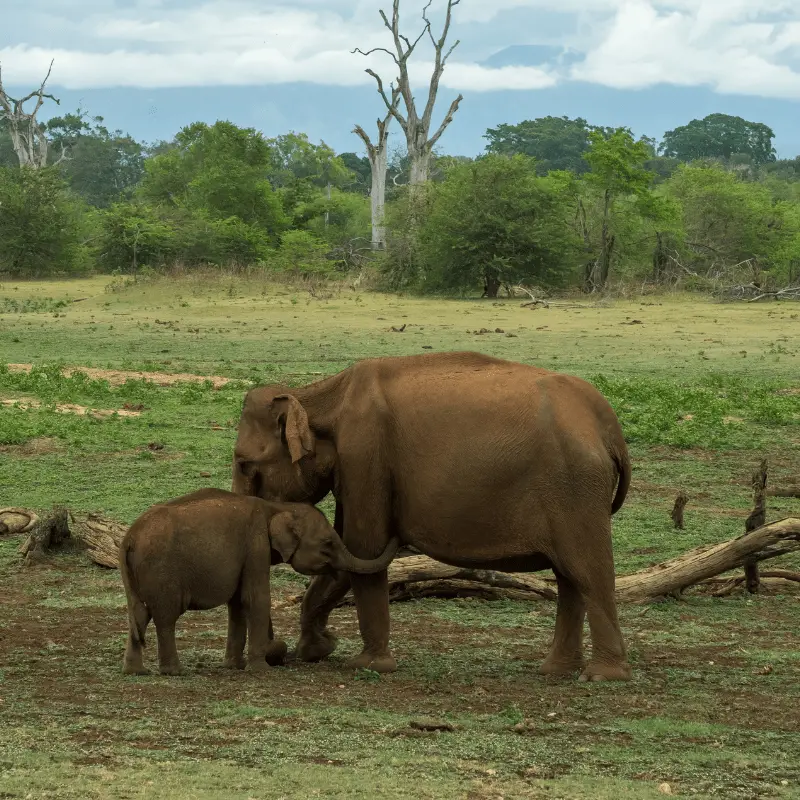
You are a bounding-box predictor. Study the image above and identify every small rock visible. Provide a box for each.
[422,345,433,349]
[199,471,212,478]
[658,783,673,795]
[505,333,517,338]
[494,328,504,334]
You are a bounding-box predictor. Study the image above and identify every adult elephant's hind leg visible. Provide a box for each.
[570,524,631,682]
[296,572,351,662]
[539,569,586,677]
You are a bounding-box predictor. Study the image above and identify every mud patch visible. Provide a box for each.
[0,436,64,457]
[1,398,142,418]
[7,363,233,388]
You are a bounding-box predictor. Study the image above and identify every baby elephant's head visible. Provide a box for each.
[269,506,398,576]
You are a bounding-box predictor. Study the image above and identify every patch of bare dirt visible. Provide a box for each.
[7,363,233,388]
[1,398,141,418]
[0,436,64,457]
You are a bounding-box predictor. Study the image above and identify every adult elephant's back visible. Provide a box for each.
[333,353,630,566]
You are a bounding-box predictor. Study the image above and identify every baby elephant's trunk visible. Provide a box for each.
[330,536,399,574]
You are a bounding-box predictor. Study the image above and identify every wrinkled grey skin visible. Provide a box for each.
[119,488,398,676]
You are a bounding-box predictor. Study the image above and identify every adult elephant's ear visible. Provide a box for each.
[272,394,315,463]
[269,512,300,563]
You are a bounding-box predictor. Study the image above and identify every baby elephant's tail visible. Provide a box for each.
[119,540,149,647]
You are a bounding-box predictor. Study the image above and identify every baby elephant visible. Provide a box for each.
[120,488,398,676]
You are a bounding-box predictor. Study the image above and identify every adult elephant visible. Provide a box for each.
[232,351,632,681]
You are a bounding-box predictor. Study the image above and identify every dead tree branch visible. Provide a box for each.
[355,0,463,185]
[0,59,61,168]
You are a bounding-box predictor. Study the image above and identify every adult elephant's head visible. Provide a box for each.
[232,386,335,504]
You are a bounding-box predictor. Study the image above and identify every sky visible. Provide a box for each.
[1,0,799,158]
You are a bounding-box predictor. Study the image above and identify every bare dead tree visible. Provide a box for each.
[0,60,67,168]
[354,0,463,187]
[353,86,401,250]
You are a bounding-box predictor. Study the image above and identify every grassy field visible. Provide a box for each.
[1,274,799,799]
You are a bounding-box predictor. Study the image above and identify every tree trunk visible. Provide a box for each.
[481,276,501,298]
[370,147,388,249]
[409,147,431,186]
[324,183,332,230]
[653,232,668,282]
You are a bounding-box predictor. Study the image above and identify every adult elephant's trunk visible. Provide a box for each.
[330,536,400,574]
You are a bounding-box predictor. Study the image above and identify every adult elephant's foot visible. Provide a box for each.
[578,661,632,682]
[222,656,246,670]
[295,629,338,662]
[122,662,150,676]
[538,655,586,677]
[159,663,183,676]
[346,650,397,674]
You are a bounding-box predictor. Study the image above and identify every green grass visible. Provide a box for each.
[0,276,799,799]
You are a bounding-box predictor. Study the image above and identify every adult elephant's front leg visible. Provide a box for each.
[296,572,351,662]
[347,570,396,673]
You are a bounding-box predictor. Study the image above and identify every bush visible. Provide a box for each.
[97,203,275,272]
[0,166,92,276]
[413,155,581,294]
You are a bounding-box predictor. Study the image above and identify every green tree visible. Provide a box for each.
[660,114,777,166]
[338,152,372,195]
[414,154,581,295]
[0,166,91,276]
[664,164,792,283]
[484,116,610,175]
[140,120,286,238]
[580,128,663,291]
[46,109,145,207]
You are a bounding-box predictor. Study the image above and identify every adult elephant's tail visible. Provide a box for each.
[610,440,632,515]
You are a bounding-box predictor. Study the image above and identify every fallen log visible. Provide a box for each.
[69,512,126,569]
[768,487,800,499]
[0,507,39,535]
[11,505,800,604]
[327,517,800,606]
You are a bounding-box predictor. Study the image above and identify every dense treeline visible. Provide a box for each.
[1,107,799,295]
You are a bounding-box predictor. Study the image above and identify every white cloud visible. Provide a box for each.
[572,0,800,99]
[0,0,799,100]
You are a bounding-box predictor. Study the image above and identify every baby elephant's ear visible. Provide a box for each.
[269,512,300,563]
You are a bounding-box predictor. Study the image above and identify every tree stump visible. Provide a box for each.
[671,491,689,529]
[19,507,70,566]
[744,459,768,593]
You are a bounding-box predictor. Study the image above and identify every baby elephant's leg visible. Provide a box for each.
[153,614,182,675]
[245,591,286,671]
[223,598,247,669]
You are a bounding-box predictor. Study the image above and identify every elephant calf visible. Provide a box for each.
[119,488,398,676]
